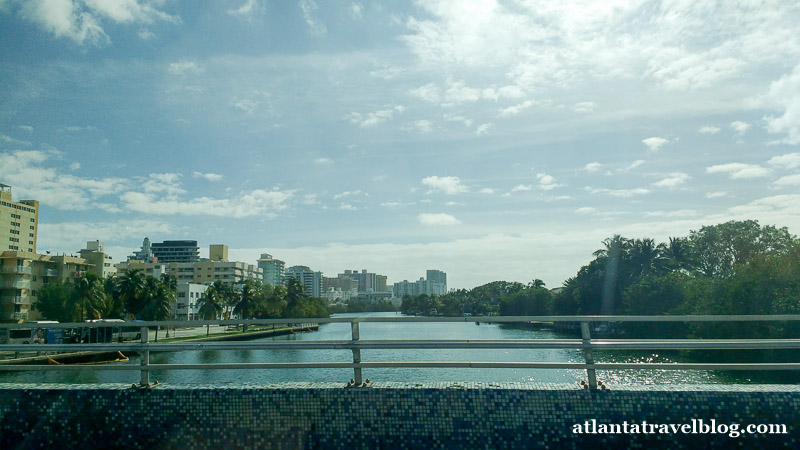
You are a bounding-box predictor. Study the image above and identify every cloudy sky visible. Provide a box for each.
[1,0,800,289]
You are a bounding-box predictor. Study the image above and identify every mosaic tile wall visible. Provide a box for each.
[0,382,798,449]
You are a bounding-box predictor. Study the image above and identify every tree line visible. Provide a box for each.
[402,220,800,340]
[33,269,331,327]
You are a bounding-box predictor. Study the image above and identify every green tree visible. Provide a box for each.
[197,286,223,336]
[688,220,795,278]
[33,281,78,322]
[211,280,237,319]
[234,280,262,330]
[140,279,174,341]
[117,269,146,318]
[73,273,107,321]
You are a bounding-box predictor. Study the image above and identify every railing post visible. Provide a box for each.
[351,320,362,385]
[139,325,150,387]
[580,321,597,390]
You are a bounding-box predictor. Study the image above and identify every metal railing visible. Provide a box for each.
[1,315,799,390]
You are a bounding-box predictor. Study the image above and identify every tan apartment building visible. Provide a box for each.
[79,240,117,279]
[1,183,38,254]
[117,245,262,285]
[0,251,92,322]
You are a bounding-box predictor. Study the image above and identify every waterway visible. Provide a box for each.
[0,312,793,385]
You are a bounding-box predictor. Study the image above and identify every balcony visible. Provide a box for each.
[0,311,28,320]
[0,266,32,274]
[7,281,31,289]
[0,295,27,305]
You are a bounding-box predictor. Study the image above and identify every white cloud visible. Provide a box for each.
[0,133,32,146]
[498,100,534,117]
[346,105,405,128]
[0,149,126,210]
[168,61,203,76]
[730,121,751,135]
[69,162,81,170]
[706,163,770,179]
[302,193,318,205]
[626,160,645,171]
[421,176,467,195]
[350,2,362,20]
[333,190,364,200]
[653,172,690,188]
[413,119,433,134]
[417,213,461,226]
[583,162,602,173]
[536,173,562,190]
[38,219,175,253]
[774,174,800,187]
[228,0,264,19]
[314,157,332,164]
[574,102,596,113]
[143,173,185,196]
[511,184,532,192]
[475,123,492,136]
[644,210,699,218]
[575,207,597,214]
[192,172,223,182]
[698,125,721,134]
[767,153,800,169]
[642,137,669,152]
[120,188,292,218]
[478,188,495,194]
[586,186,650,197]
[410,83,440,103]
[757,63,800,145]
[443,114,473,127]
[338,203,356,211]
[705,191,728,199]
[19,0,109,46]
[15,0,179,46]
[299,0,326,37]
[137,28,154,40]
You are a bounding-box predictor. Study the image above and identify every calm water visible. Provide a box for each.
[0,312,789,385]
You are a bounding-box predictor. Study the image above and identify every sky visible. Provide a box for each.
[1,0,800,290]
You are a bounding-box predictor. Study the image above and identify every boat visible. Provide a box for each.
[47,351,129,365]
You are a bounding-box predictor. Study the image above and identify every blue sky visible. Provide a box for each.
[1,0,800,289]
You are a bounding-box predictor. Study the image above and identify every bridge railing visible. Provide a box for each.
[1,315,800,390]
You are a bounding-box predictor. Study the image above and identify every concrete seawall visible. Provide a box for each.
[1,382,798,449]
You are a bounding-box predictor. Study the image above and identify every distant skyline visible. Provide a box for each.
[1,1,800,289]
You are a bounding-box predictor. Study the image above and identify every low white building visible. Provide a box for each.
[175,282,209,320]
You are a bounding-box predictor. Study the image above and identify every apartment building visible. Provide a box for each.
[1,183,38,254]
[175,282,209,320]
[257,253,285,286]
[150,240,200,263]
[79,240,116,279]
[285,265,323,298]
[117,244,262,285]
[393,269,448,297]
[0,251,91,322]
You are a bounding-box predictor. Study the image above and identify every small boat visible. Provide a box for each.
[47,351,129,365]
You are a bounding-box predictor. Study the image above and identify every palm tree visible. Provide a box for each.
[528,279,546,289]
[118,269,146,319]
[197,286,223,336]
[233,280,261,331]
[159,273,178,337]
[73,273,105,321]
[142,281,173,342]
[211,280,237,319]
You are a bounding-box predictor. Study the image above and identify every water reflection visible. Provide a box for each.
[0,312,788,385]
